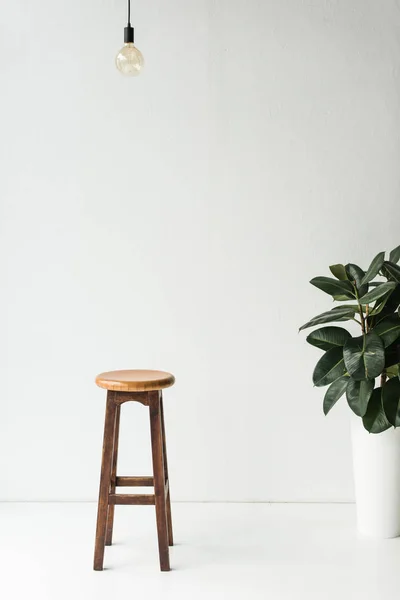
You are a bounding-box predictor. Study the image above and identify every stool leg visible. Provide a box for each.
[149,391,170,572]
[160,394,173,546]
[105,403,121,546]
[94,391,117,571]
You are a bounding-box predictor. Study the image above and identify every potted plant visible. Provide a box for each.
[300,246,400,538]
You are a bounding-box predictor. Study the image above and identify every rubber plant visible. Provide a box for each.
[300,246,400,433]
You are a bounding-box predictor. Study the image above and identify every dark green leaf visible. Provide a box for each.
[313,348,346,387]
[373,315,400,348]
[343,332,385,380]
[361,251,385,285]
[382,261,400,283]
[329,264,348,281]
[345,263,368,297]
[383,283,400,312]
[369,285,400,330]
[382,378,400,427]
[306,326,351,351]
[363,388,391,433]
[299,307,356,331]
[389,245,400,265]
[332,304,366,311]
[333,294,353,301]
[310,277,355,299]
[358,282,396,305]
[346,378,374,417]
[369,293,392,317]
[323,376,349,415]
[385,342,400,368]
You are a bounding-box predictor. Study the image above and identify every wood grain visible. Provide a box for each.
[160,393,174,546]
[113,391,150,406]
[149,391,170,571]
[93,381,175,572]
[109,494,156,505]
[93,391,117,571]
[105,403,120,546]
[95,370,175,392]
[116,476,154,486]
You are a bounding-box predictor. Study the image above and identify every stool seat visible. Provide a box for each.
[95,369,175,392]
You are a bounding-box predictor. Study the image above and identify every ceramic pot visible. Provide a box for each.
[351,414,400,538]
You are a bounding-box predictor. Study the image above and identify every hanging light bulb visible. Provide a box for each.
[116,0,144,76]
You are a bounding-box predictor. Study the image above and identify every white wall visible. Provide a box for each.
[1,0,400,502]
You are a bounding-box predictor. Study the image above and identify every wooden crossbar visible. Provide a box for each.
[108,494,155,506]
[116,476,154,487]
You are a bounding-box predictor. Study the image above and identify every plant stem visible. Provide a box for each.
[365,304,369,333]
[359,306,366,333]
[354,286,366,334]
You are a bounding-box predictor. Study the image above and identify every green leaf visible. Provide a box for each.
[382,378,400,427]
[385,342,400,368]
[369,293,392,316]
[333,294,353,302]
[329,264,348,281]
[345,263,368,297]
[382,261,400,283]
[299,307,356,331]
[331,305,354,310]
[361,251,385,285]
[343,332,385,380]
[373,315,400,348]
[378,285,400,318]
[346,378,374,417]
[389,245,400,264]
[370,284,400,327]
[306,326,351,351]
[363,388,391,434]
[310,277,355,299]
[383,283,400,312]
[313,348,346,387]
[332,304,366,311]
[386,364,399,379]
[323,376,349,415]
[358,282,396,305]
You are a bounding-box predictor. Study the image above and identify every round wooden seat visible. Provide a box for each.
[95,369,175,392]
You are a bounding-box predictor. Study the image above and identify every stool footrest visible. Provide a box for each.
[109,494,156,505]
[116,476,154,487]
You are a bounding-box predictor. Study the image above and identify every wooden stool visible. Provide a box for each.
[93,369,175,572]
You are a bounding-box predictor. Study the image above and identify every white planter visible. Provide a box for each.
[351,414,400,538]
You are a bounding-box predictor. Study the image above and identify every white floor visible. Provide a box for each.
[1,502,400,600]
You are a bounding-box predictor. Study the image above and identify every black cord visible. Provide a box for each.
[128,0,131,25]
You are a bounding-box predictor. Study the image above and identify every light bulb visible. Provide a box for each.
[116,42,144,77]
